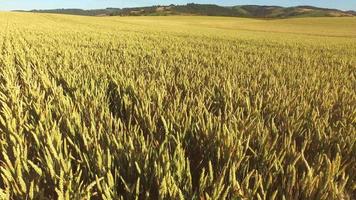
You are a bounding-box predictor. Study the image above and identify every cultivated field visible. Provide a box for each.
[0,13,355,199]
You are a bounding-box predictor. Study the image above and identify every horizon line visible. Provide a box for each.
[4,3,356,12]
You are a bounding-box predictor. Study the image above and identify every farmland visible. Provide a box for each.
[0,12,355,199]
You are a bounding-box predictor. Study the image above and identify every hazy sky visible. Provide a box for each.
[0,0,355,11]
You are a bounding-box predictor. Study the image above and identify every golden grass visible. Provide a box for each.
[0,12,355,199]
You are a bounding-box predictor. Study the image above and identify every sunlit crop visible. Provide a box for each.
[0,13,355,199]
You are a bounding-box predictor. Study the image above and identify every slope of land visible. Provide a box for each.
[25,4,356,18]
[0,12,355,199]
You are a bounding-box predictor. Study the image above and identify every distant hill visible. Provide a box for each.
[23,4,356,18]
[233,5,356,18]
[27,8,120,16]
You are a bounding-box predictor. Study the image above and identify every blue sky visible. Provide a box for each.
[0,0,355,11]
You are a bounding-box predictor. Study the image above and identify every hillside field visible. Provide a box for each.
[0,13,355,199]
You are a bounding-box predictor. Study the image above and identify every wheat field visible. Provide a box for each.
[0,12,355,199]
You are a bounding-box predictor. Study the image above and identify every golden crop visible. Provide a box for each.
[0,13,355,199]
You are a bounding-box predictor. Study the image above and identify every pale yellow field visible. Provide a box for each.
[0,12,355,199]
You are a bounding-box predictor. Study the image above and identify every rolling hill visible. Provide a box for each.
[25,4,356,18]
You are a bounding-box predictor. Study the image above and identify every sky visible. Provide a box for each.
[0,0,355,11]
